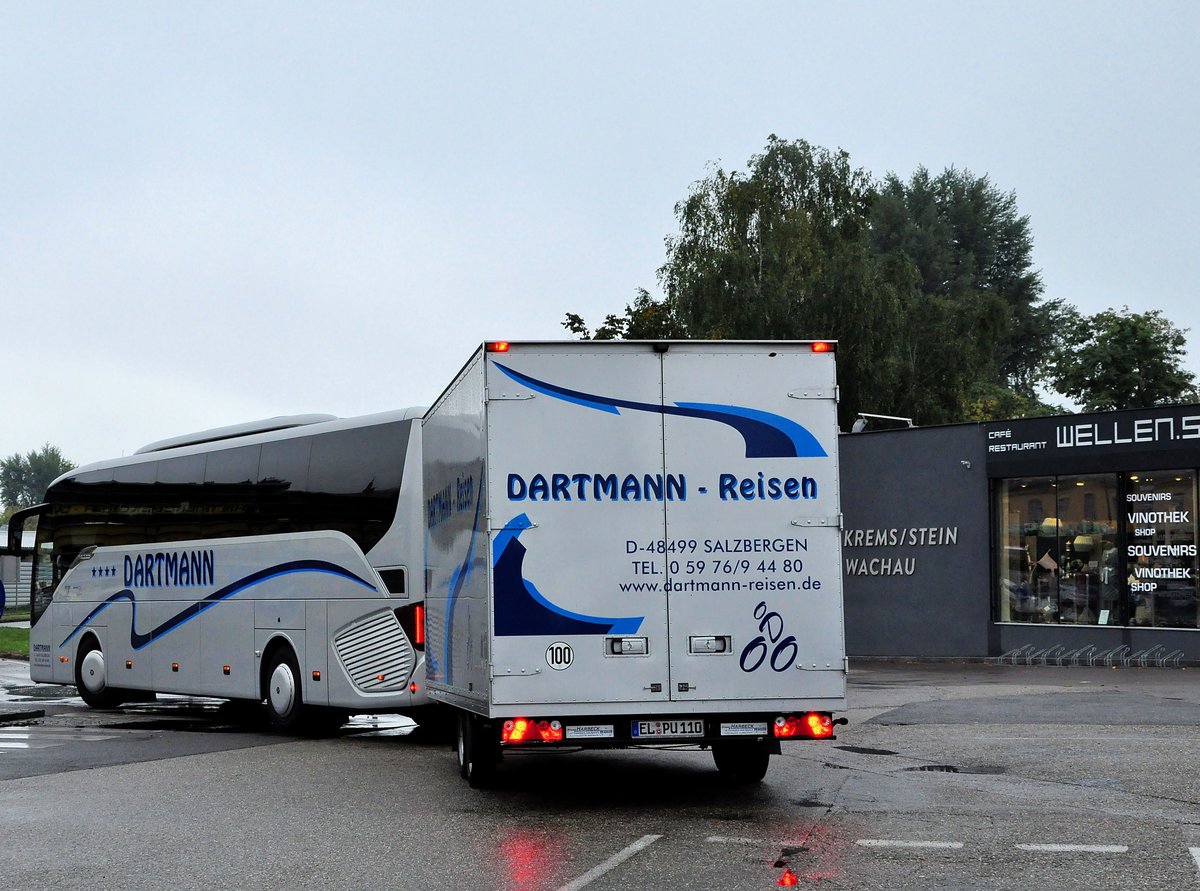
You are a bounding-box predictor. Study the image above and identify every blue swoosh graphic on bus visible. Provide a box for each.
[59,560,377,651]
[493,513,643,636]
[492,362,826,458]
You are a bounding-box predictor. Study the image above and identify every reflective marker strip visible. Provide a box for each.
[557,835,662,891]
[1016,844,1128,853]
[856,840,964,849]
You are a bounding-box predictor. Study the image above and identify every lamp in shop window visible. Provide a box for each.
[1072,534,1096,554]
[1039,518,1062,537]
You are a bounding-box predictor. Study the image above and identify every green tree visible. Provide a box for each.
[1049,307,1197,411]
[564,137,1065,426]
[0,444,75,510]
[563,288,687,340]
[655,136,903,430]
[869,166,1062,421]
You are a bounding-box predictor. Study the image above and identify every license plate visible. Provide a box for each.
[631,719,704,738]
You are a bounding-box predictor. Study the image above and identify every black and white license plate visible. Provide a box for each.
[631,719,704,738]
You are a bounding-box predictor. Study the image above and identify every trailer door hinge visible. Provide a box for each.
[787,388,837,400]
[791,514,843,529]
[485,387,535,402]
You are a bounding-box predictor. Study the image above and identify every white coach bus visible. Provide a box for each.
[4,411,430,732]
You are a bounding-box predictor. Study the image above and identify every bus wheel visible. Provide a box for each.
[712,740,771,783]
[264,647,305,732]
[75,638,124,710]
[456,712,498,787]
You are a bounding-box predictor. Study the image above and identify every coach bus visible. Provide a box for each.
[3,410,430,732]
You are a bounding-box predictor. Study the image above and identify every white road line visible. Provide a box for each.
[705,836,760,845]
[1189,847,1200,876]
[557,834,663,891]
[1016,844,1128,853]
[856,839,964,849]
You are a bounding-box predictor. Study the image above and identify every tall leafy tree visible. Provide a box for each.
[564,138,1073,425]
[0,444,74,510]
[655,136,903,430]
[870,166,1059,419]
[1049,307,1197,411]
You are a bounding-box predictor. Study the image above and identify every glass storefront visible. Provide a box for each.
[995,470,1198,629]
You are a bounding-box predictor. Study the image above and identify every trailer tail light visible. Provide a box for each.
[486,341,511,353]
[810,341,835,353]
[502,718,563,744]
[774,712,834,739]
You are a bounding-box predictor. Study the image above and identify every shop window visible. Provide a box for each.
[994,475,1118,625]
[1125,471,1197,630]
[995,477,1057,622]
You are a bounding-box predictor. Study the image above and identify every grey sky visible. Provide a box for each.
[3,2,1197,467]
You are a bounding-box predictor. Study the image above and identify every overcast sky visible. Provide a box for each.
[3,2,1197,468]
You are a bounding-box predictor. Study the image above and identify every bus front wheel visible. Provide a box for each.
[75,638,124,710]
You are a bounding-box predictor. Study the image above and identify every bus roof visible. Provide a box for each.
[50,406,427,489]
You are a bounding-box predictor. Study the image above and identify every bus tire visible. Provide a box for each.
[75,637,125,710]
[712,740,771,783]
[263,645,305,732]
[457,712,498,787]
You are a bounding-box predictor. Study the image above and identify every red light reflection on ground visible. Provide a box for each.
[769,820,851,884]
[495,828,565,890]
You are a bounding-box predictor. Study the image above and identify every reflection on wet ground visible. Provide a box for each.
[0,658,417,739]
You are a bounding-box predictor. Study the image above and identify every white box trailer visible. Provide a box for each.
[422,341,846,784]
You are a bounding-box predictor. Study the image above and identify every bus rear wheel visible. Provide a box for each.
[264,646,306,732]
[262,646,343,735]
[75,638,124,710]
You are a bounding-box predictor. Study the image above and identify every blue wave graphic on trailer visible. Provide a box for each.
[492,361,826,459]
[492,514,643,636]
[60,560,377,650]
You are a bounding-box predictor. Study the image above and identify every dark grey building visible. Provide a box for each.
[840,403,1200,664]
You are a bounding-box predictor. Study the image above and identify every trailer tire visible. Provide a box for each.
[457,712,498,787]
[75,637,125,710]
[712,740,771,783]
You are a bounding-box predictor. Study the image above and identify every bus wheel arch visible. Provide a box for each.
[75,634,124,709]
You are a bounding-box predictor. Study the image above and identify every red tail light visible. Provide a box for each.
[486,341,511,352]
[414,604,425,647]
[501,717,564,744]
[774,712,835,739]
[810,341,835,353]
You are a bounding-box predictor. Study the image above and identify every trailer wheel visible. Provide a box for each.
[712,740,771,783]
[75,637,125,709]
[457,712,498,787]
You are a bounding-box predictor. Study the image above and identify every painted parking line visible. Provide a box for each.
[0,729,119,751]
[1016,844,1128,854]
[557,834,662,891]
[856,839,964,850]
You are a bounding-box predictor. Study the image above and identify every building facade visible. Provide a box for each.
[840,403,1200,664]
